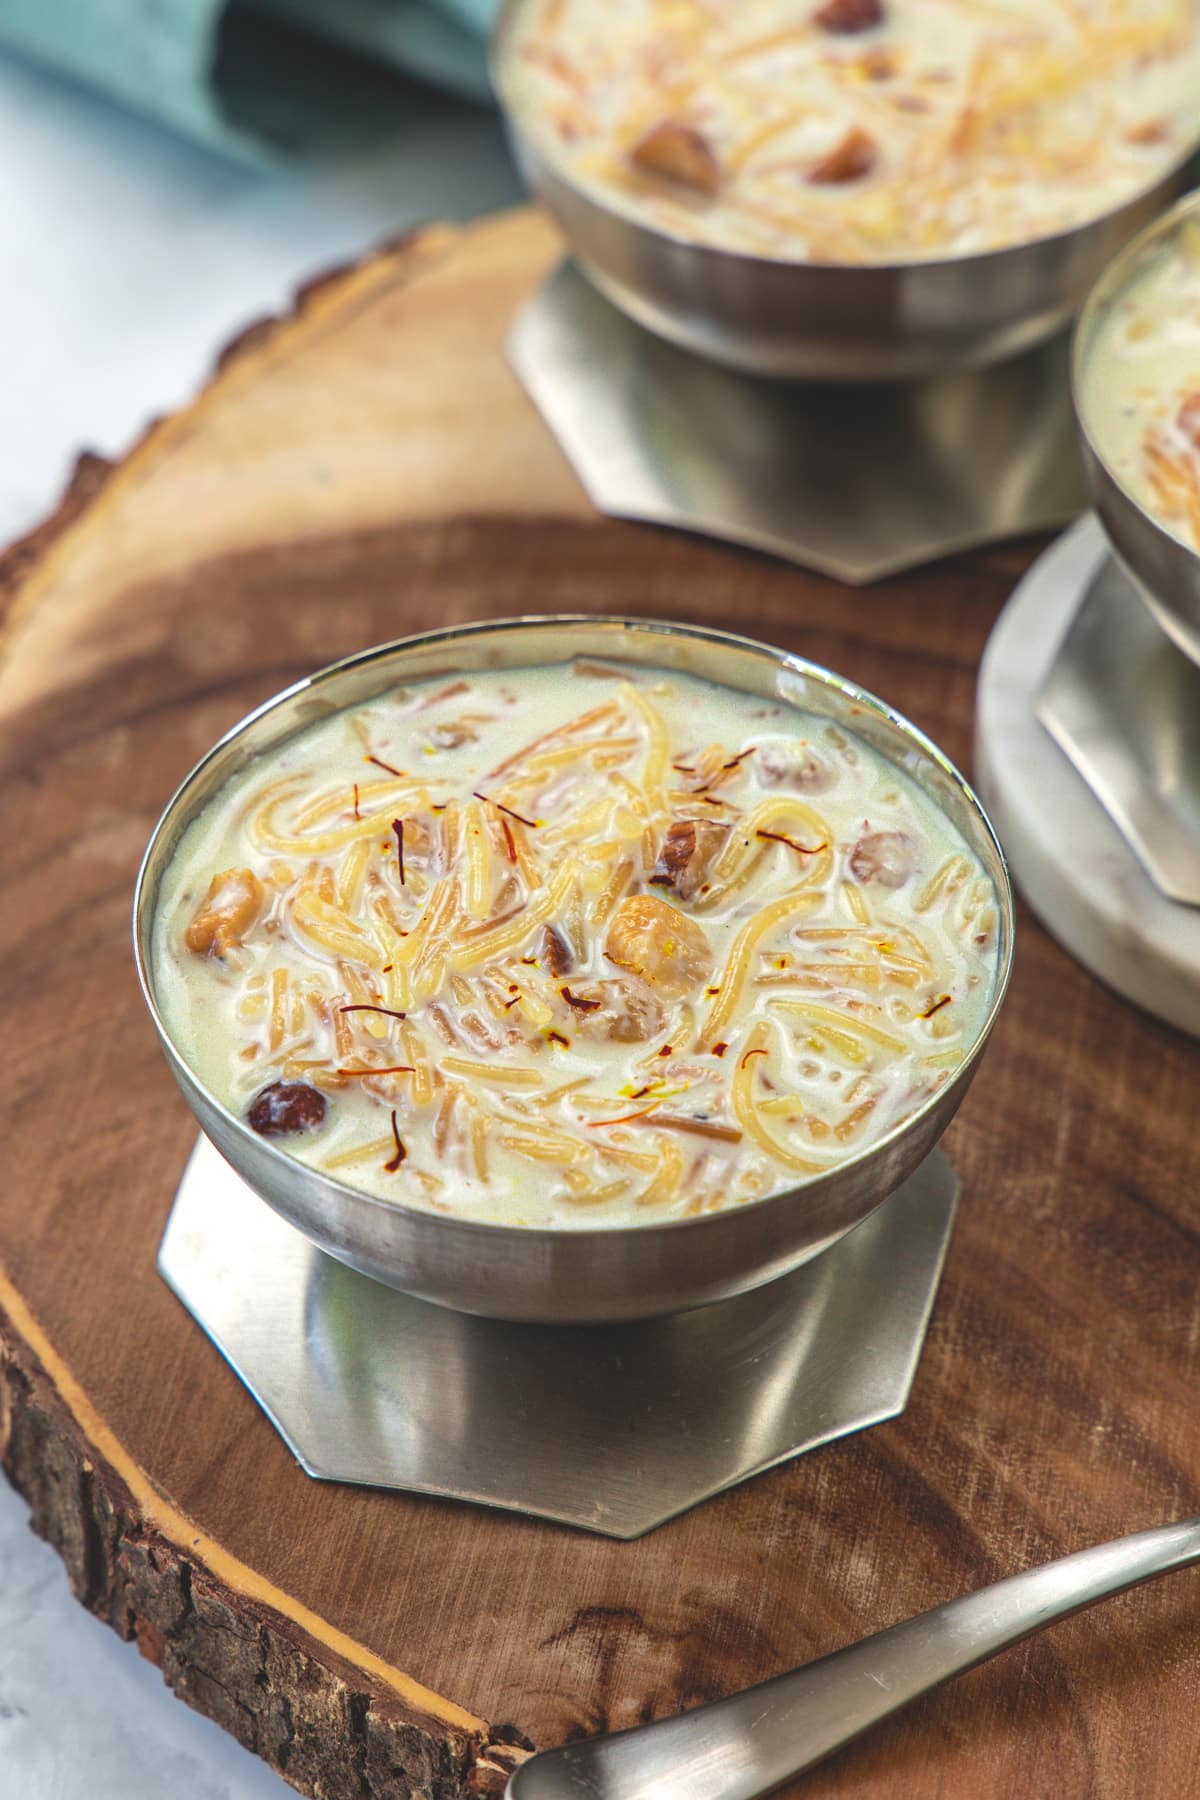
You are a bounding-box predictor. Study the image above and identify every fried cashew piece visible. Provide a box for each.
[808,126,878,185]
[184,867,265,957]
[605,894,713,997]
[630,119,720,196]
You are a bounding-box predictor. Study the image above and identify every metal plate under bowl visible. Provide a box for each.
[509,260,1086,586]
[1037,537,1200,907]
[976,515,1200,1039]
[159,1136,959,1539]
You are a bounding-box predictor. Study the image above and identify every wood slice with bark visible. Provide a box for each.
[2,207,1199,1799]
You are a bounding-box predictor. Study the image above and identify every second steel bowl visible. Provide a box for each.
[134,618,1014,1324]
[1073,189,1200,667]
[491,0,1200,383]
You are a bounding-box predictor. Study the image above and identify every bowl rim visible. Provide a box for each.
[133,614,1015,1244]
[490,0,1200,279]
[1071,184,1200,565]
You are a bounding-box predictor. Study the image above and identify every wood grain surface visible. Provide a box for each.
[2,206,1199,1800]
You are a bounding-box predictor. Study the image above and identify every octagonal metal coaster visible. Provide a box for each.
[976,516,1200,1040]
[159,1135,958,1538]
[509,259,1086,585]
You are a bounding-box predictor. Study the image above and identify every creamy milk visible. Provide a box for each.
[154,661,998,1228]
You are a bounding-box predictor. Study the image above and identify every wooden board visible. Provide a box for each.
[2,205,1200,1799]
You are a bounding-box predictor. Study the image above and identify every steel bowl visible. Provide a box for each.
[1073,189,1200,666]
[491,0,1200,382]
[134,617,1014,1323]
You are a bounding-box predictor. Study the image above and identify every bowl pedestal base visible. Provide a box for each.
[976,515,1200,1039]
[159,1135,959,1539]
[508,259,1085,585]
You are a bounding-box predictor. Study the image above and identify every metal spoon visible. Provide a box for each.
[507,1518,1200,1799]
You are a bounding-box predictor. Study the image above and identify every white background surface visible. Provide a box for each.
[0,47,521,1800]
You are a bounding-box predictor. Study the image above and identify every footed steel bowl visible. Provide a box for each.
[492,0,1200,382]
[1073,189,1200,667]
[134,618,1013,1323]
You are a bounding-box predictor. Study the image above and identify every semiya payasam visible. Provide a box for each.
[502,0,1200,264]
[153,663,999,1228]
[1082,215,1200,552]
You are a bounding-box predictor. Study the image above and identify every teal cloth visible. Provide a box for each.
[0,0,501,163]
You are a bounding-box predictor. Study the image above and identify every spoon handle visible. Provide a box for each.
[508,1518,1200,1800]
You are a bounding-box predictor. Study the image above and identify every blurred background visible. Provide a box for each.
[1,5,513,1796]
[2,0,522,546]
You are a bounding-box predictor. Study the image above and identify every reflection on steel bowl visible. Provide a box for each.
[492,0,1200,379]
[1075,189,1200,665]
[135,618,1014,1322]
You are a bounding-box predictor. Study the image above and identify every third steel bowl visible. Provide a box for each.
[1073,189,1200,667]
